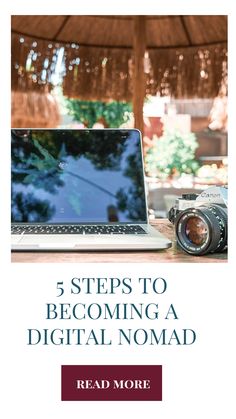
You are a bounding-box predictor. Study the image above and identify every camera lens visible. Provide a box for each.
[185,217,208,246]
[175,205,227,255]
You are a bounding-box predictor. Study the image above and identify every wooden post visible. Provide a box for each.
[133,16,146,136]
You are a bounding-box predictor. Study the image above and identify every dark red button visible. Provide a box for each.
[61,365,162,401]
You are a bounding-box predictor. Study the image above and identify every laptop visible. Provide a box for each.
[11,128,172,251]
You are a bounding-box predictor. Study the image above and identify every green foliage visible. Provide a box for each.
[66,99,132,128]
[145,130,199,178]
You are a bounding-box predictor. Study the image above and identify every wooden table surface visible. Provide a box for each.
[11,219,227,264]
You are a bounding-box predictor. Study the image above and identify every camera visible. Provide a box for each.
[168,186,227,255]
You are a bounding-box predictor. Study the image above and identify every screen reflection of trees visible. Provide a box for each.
[11,130,147,223]
[11,191,55,222]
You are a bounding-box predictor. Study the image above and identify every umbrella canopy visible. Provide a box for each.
[11,15,227,51]
[11,15,227,131]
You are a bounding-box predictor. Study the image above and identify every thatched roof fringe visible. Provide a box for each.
[147,46,227,98]
[11,91,61,128]
[12,34,57,93]
[11,33,227,100]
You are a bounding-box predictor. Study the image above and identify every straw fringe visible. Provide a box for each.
[12,33,227,101]
[11,91,61,128]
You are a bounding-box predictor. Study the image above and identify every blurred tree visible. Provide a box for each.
[145,130,199,178]
[66,99,132,128]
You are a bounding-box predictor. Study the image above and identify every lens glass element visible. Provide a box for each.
[185,216,208,245]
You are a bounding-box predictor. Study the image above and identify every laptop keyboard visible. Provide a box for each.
[11,224,147,235]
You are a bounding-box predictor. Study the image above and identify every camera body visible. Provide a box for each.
[168,186,228,255]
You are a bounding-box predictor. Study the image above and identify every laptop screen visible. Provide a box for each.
[11,129,147,224]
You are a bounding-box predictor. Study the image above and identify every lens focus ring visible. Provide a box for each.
[175,204,227,255]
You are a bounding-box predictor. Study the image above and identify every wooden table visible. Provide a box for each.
[11,219,227,263]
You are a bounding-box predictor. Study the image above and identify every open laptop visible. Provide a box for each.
[11,128,171,251]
